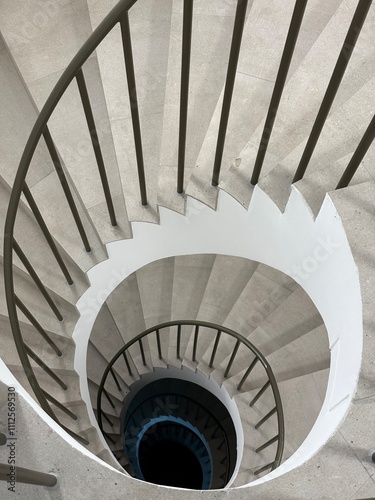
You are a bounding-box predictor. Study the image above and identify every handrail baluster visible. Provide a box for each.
[212,0,248,186]
[177,0,194,193]
[293,0,372,182]
[22,184,73,284]
[120,11,147,205]
[15,296,61,356]
[336,113,375,189]
[76,68,117,226]
[43,126,91,252]
[251,0,308,185]
[13,239,63,321]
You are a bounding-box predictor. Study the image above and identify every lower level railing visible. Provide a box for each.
[96,320,285,479]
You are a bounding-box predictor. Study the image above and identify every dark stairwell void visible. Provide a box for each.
[120,378,237,490]
[138,422,207,489]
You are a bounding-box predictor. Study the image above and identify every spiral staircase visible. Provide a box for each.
[0,0,375,498]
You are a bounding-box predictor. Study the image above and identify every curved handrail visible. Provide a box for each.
[3,0,138,436]
[96,320,285,478]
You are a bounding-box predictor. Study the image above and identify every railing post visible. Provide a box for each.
[15,295,62,356]
[120,11,148,206]
[209,330,222,368]
[43,127,91,252]
[293,0,372,182]
[336,113,375,189]
[13,239,63,322]
[177,0,194,194]
[212,0,248,186]
[76,68,117,226]
[25,345,68,390]
[251,0,308,185]
[22,184,74,284]
[0,464,57,487]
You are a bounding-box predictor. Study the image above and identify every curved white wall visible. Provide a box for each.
[73,185,362,487]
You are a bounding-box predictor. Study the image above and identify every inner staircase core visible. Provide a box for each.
[0,0,374,498]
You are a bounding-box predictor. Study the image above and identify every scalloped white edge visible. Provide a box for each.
[15,184,360,490]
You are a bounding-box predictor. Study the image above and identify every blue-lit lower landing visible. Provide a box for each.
[121,379,237,490]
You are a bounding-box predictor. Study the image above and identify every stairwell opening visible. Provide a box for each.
[79,247,334,489]
[119,377,238,489]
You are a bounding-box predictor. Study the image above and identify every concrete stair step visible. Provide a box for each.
[0,177,89,306]
[236,0,374,184]
[86,342,133,397]
[87,0,173,224]
[0,38,105,274]
[96,448,125,472]
[89,303,131,382]
[232,368,329,486]
[0,0,132,247]
[259,73,375,211]
[0,5,119,266]
[94,409,121,436]
[171,254,216,321]
[183,256,259,359]
[105,272,146,341]
[223,324,330,395]
[158,0,240,214]
[0,36,107,273]
[8,264,79,340]
[88,379,124,418]
[294,153,372,217]
[187,0,343,209]
[136,256,174,329]
[197,268,294,369]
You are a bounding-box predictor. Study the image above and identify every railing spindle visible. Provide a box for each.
[139,339,146,366]
[255,406,277,429]
[224,339,240,378]
[13,239,63,321]
[15,295,62,356]
[237,357,258,390]
[76,67,117,226]
[42,390,78,420]
[103,431,116,445]
[177,324,182,359]
[123,351,133,376]
[336,113,375,189]
[254,462,274,476]
[177,0,194,193]
[212,0,248,186]
[120,12,147,205]
[256,434,279,453]
[0,464,57,487]
[251,0,308,185]
[192,324,199,362]
[209,330,222,368]
[43,127,91,252]
[156,329,162,359]
[249,380,271,407]
[25,345,67,390]
[293,0,372,182]
[110,368,122,392]
[22,184,73,284]
[103,388,115,409]
[101,411,114,427]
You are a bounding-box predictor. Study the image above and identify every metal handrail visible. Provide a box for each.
[96,320,285,476]
[3,0,139,441]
